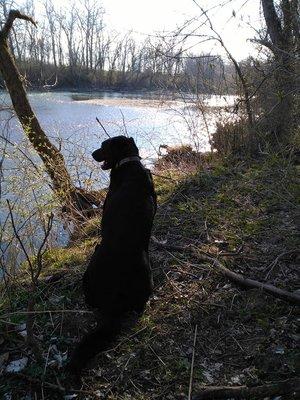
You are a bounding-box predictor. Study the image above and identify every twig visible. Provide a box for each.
[204,218,210,242]
[188,324,198,400]
[119,109,129,137]
[7,200,35,284]
[0,134,43,176]
[149,344,166,367]
[96,117,111,138]
[43,345,51,377]
[34,212,54,283]
[192,377,300,400]
[191,1,253,127]
[265,249,299,279]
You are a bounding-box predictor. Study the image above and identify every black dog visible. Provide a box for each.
[67,136,157,374]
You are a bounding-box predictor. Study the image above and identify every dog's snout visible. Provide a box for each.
[92,148,104,162]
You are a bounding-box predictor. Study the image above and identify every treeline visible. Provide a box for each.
[0,0,236,92]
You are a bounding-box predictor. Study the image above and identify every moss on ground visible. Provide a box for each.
[1,153,299,399]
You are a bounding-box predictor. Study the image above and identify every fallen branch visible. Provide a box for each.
[151,238,300,306]
[192,377,300,399]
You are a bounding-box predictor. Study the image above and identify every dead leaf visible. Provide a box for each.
[5,357,28,372]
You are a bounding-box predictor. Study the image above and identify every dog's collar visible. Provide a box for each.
[115,156,141,169]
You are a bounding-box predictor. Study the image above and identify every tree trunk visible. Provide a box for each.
[273,52,296,141]
[261,0,299,143]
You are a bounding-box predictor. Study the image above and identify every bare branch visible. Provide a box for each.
[34,212,54,282]
[96,117,111,138]
[191,1,254,127]
[0,10,37,39]
[6,199,35,283]
[250,37,275,52]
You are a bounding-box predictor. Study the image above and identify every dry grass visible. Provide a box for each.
[0,153,299,399]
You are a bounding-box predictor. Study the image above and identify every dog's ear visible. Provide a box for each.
[129,137,135,144]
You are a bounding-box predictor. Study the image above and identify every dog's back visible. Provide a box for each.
[101,162,156,252]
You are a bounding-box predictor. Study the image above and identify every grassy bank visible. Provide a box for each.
[0,153,299,399]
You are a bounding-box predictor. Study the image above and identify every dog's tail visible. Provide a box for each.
[66,312,138,375]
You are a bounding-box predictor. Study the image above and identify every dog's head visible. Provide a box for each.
[92,136,139,170]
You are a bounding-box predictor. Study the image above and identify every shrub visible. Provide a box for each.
[212,119,250,157]
[155,145,202,169]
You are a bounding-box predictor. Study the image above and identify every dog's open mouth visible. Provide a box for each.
[100,160,110,170]
[92,148,110,169]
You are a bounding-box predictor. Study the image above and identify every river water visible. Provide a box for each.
[0,90,210,160]
[0,90,234,270]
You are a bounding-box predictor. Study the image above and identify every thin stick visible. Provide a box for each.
[35,212,54,282]
[96,117,111,138]
[119,109,129,137]
[7,200,35,283]
[149,344,166,367]
[265,249,299,279]
[43,345,51,377]
[188,324,198,400]
[2,309,93,319]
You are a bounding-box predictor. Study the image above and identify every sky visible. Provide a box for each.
[100,0,263,60]
[36,0,264,61]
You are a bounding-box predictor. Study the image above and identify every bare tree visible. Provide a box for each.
[0,10,98,215]
[44,0,58,69]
